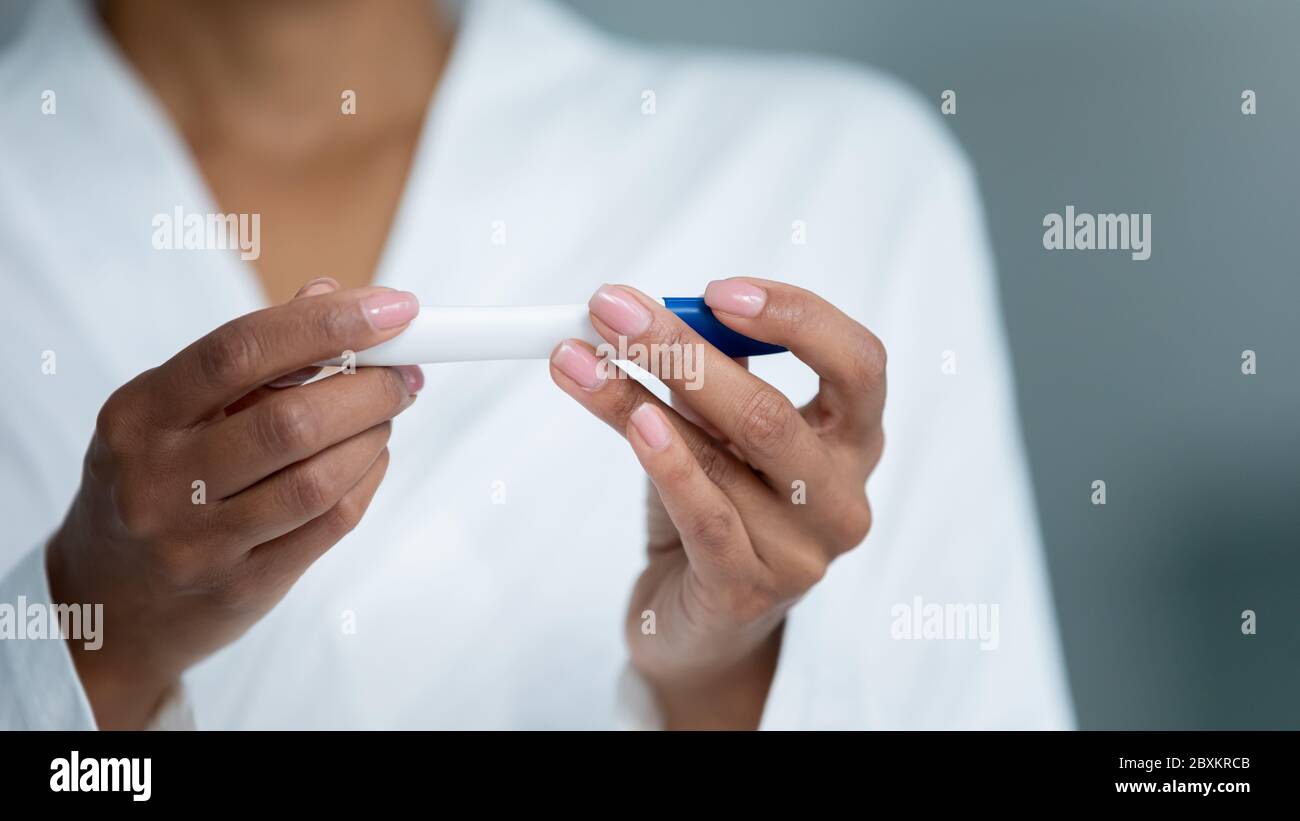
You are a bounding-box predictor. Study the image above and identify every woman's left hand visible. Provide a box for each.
[550,279,886,729]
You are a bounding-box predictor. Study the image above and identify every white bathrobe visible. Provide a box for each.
[0,0,1073,729]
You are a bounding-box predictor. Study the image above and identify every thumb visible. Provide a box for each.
[263,278,341,388]
[222,278,342,415]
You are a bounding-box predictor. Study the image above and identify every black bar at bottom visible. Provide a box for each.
[1,730,1282,807]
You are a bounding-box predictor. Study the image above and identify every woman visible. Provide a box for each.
[0,0,1072,729]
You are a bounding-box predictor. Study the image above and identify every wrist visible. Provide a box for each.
[45,530,177,730]
[638,622,784,730]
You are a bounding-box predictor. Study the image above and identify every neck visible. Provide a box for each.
[100,0,453,152]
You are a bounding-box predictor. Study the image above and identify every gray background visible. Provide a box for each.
[561,0,1300,729]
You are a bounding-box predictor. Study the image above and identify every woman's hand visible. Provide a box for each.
[46,279,423,729]
[550,279,885,729]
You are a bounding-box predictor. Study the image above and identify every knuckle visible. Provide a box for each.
[686,507,737,550]
[835,500,873,549]
[260,394,320,454]
[115,485,163,539]
[736,386,797,458]
[660,453,696,487]
[317,302,360,350]
[200,322,262,386]
[651,315,692,350]
[775,297,812,337]
[281,462,332,517]
[692,444,735,490]
[788,553,829,590]
[851,331,888,387]
[607,384,645,427]
[865,428,886,471]
[324,491,368,536]
[94,387,140,457]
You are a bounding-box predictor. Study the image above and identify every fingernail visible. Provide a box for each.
[361,290,419,330]
[551,341,605,390]
[704,278,766,318]
[394,365,424,394]
[267,366,323,388]
[296,277,339,298]
[589,284,651,337]
[630,403,672,451]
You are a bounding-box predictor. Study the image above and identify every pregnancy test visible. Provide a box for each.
[334,298,787,366]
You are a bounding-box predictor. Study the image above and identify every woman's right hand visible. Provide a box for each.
[46,279,423,729]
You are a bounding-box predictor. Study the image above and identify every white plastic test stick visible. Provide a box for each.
[322,297,786,366]
[337,304,605,366]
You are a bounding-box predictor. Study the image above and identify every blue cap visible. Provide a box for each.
[663,297,788,358]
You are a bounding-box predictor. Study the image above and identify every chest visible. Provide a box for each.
[190,127,423,303]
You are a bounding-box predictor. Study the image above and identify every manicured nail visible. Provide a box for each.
[630,403,672,451]
[394,365,424,394]
[295,277,339,298]
[589,284,651,337]
[361,290,419,330]
[704,278,766,318]
[551,341,605,390]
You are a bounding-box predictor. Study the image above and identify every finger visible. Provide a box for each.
[549,339,770,506]
[215,421,392,553]
[552,340,851,571]
[222,278,345,414]
[629,400,837,589]
[146,286,420,424]
[197,365,420,499]
[587,284,831,493]
[244,446,390,589]
[703,277,886,437]
[264,279,342,389]
[625,402,760,585]
[670,358,747,462]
